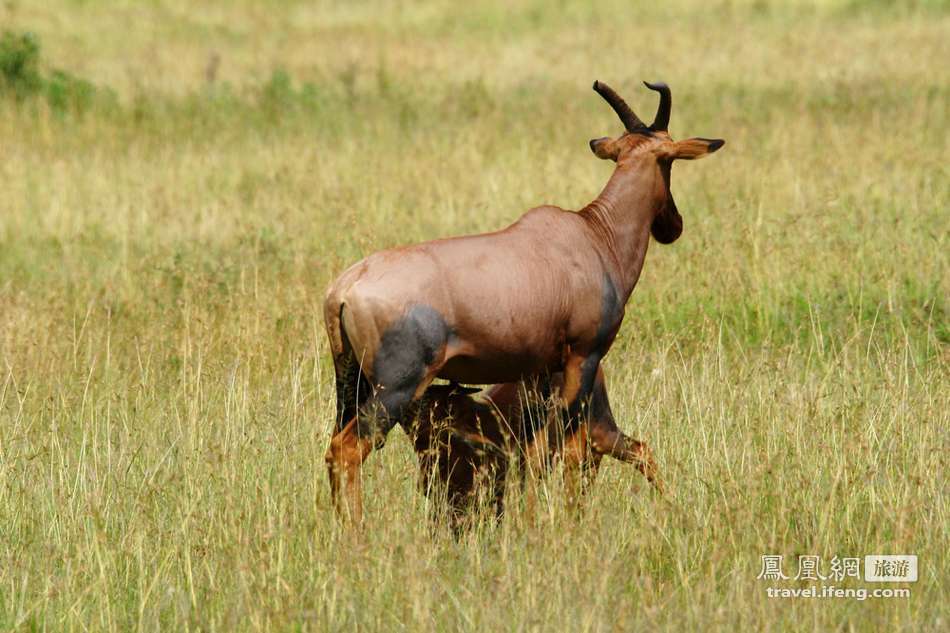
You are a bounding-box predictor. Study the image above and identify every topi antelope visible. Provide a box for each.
[409,368,661,532]
[324,80,723,522]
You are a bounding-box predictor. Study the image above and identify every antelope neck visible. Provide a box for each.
[579,159,661,297]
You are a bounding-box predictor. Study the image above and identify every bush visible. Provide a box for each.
[45,69,96,111]
[0,29,98,111]
[259,67,324,114]
[0,31,43,100]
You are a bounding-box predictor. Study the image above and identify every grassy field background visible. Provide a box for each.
[1,0,947,630]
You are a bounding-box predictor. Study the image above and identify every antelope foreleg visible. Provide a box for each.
[623,437,663,493]
[588,422,663,493]
[558,351,601,431]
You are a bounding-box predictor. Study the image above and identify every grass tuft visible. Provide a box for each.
[0,0,946,630]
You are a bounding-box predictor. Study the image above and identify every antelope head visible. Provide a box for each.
[589,81,724,244]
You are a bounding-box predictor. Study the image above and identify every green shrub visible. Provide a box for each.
[45,68,96,110]
[0,31,43,100]
[0,29,98,111]
[259,67,323,113]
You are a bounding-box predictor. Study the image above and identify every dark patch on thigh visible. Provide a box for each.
[372,304,451,406]
[517,372,553,445]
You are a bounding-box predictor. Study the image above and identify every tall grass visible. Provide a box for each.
[0,0,947,630]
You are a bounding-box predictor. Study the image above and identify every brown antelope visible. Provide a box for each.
[409,368,661,532]
[324,80,723,522]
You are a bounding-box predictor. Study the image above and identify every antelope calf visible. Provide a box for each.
[325,80,723,522]
[407,368,661,530]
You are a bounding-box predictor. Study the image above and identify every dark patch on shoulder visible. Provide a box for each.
[568,275,624,425]
[373,305,451,393]
[594,273,623,350]
[580,275,623,379]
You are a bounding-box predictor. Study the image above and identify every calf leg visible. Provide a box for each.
[561,425,603,508]
[444,431,507,534]
[490,453,508,521]
[514,373,553,449]
[521,427,551,520]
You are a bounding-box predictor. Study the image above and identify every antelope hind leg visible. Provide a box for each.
[325,416,375,525]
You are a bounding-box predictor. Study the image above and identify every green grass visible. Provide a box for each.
[0,0,947,630]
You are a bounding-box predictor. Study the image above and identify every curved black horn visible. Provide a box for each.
[592,80,647,131]
[643,81,671,131]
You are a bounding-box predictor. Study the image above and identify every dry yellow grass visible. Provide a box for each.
[0,0,947,630]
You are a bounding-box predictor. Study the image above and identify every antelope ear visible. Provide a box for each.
[658,137,725,161]
[589,137,620,161]
[651,192,683,244]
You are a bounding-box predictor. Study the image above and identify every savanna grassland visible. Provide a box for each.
[0,0,947,630]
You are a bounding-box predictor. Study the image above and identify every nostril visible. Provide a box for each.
[589,137,607,151]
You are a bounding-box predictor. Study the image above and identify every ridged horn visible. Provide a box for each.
[643,81,671,131]
[592,80,647,131]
